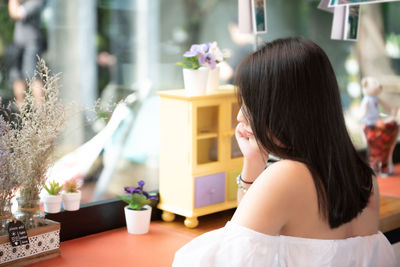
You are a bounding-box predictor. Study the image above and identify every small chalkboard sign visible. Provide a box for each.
[7,220,29,247]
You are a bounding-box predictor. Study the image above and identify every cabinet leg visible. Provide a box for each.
[161,211,176,222]
[184,217,199,228]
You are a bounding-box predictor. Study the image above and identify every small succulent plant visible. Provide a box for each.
[43,180,63,195]
[64,179,79,193]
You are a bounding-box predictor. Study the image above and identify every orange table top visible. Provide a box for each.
[28,222,196,267]
[26,163,400,266]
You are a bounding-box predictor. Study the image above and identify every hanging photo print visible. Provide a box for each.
[345,5,360,40]
[331,5,346,40]
[329,0,399,7]
[251,0,267,34]
[331,5,360,41]
[238,0,253,33]
[318,0,335,13]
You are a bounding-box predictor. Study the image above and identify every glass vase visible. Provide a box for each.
[0,201,12,235]
[13,198,45,230]
[364,120,399,177]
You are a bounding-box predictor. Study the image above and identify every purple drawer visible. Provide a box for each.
[194,172,225,208]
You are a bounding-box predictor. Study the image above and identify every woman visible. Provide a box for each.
[8,0,45,106]
[172,37,397,266]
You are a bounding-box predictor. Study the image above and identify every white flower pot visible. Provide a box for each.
[124,205,152,235]
[42,194,62,214]
[206,65,220,92]
[183,68,209,96]
[62,191,81,211]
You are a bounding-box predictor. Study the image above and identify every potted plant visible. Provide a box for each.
[42,181,63,213]
[177,42,228,96]
[116,180,158,235]
[9,58,66,229]
[62,178,81,211]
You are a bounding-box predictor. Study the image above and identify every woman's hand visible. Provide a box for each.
[235,122,267,178]
[235,122,267,202]
[235,107,268,185]
[235,122,262,160]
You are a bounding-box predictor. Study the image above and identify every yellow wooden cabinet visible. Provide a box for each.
[157,85,243,228]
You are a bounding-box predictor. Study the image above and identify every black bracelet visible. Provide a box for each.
[238,173,253,184]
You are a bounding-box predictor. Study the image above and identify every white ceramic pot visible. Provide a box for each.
[62,191,81,211]
[124,205,152,234]
[183,67,209,96]
[206,65,220,92]
[42,194,62,214]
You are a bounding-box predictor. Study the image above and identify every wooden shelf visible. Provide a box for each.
[159,87,243,228]
[157,85,235,101]
[197,133,218,139]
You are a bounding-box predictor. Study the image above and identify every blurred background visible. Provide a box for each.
[0,0,399,204]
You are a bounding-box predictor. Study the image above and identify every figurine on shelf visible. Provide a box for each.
[360,76,399,176]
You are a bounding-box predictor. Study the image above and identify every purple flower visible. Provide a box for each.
[199,53,217,69]
[124,186,135,194]
[125,180,146,194]
[117,179,159,210]
[183,43,209,58]
[138,180,145,188]
[149,194,158,200]
[203,42,211,52]
[0,150,9,157]
[142,191,150,198]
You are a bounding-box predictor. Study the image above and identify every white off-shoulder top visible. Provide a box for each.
[172,221,397,267]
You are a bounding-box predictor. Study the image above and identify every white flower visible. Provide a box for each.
[209,42,224,63]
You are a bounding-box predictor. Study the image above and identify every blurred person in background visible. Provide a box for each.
[8,0,45,107]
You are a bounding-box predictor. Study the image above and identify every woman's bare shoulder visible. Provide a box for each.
[232,159,317,235]
[263,159,316,192]
[266,159,310,173]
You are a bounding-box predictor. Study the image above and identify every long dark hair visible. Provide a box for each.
[235,37,374,228]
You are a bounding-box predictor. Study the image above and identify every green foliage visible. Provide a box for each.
[0,2,15,54]
[176,56,201,69]
[44,180,63,195]
[116,194,152,210]
[0,2,15,92]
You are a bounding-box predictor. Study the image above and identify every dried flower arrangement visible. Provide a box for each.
[0,114,21,231]
[0,58,66,228]
[13,58,66,202]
